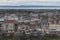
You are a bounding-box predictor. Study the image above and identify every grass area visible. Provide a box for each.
[0,35,60,40]
[0,36,21,40]
[42,35,60,40]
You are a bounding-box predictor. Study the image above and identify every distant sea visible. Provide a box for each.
[0,6,60,9]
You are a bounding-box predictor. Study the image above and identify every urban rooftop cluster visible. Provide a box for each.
[0,9,60,36]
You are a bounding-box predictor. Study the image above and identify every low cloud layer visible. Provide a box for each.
[0,0,60,6]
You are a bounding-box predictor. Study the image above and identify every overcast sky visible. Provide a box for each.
[0,0,60,6]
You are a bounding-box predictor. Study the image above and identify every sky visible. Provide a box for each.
[0,0,60,6]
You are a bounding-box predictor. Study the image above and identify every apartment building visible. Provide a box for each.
[1,13,18,34]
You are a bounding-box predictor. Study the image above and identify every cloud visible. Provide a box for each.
[0,0,60,6]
